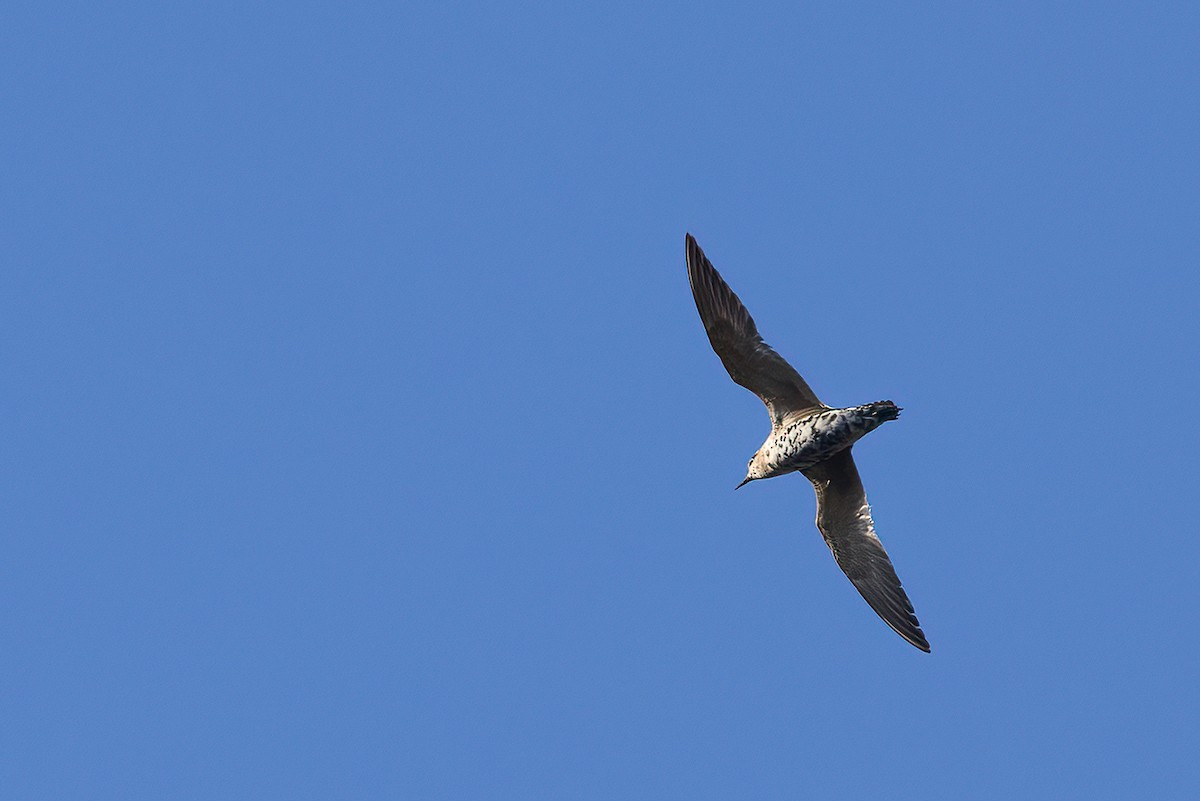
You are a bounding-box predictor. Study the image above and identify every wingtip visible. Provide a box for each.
[684,234,706,282]
[899,626,931,653]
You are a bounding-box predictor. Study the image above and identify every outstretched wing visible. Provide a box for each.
[685,234,825,425]
[802,449,930,652]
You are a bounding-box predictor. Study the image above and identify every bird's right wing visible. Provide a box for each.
[802,449,930,652]
[685,234,825,425]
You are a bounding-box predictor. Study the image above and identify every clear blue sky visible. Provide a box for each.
[4,2,1198,798]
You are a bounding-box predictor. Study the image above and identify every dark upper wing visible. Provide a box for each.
[802,449,930,652]
[685,234,824,425]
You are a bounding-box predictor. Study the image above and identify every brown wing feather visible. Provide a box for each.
[685,234,824,425]
[802,449,930,652]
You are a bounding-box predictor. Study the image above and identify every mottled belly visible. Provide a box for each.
[762,409,871,476]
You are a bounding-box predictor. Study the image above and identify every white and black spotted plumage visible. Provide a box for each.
[686,233,929,652]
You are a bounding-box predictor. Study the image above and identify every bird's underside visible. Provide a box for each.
[685,233,930,652]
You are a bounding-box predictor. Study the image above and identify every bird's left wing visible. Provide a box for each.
[686,234,825,425]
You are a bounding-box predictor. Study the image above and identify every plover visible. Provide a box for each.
[685,234,930,652]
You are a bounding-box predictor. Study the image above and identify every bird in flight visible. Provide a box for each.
[685,234,930,652]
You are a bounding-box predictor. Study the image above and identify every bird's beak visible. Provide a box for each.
[735,477,752,490]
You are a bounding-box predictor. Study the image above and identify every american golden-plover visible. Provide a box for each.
[686,234,929,652]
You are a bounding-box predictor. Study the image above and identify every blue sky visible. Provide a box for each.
[3,2,1199,798]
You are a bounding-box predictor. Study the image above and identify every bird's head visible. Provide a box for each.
[736,454,769,490]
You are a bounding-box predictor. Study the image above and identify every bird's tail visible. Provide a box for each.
[869,400,901,422]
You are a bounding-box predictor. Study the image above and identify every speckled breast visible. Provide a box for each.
[760,406,883,477]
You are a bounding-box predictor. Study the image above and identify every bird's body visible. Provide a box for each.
[685,233,930,652]
[746,401,900,481]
